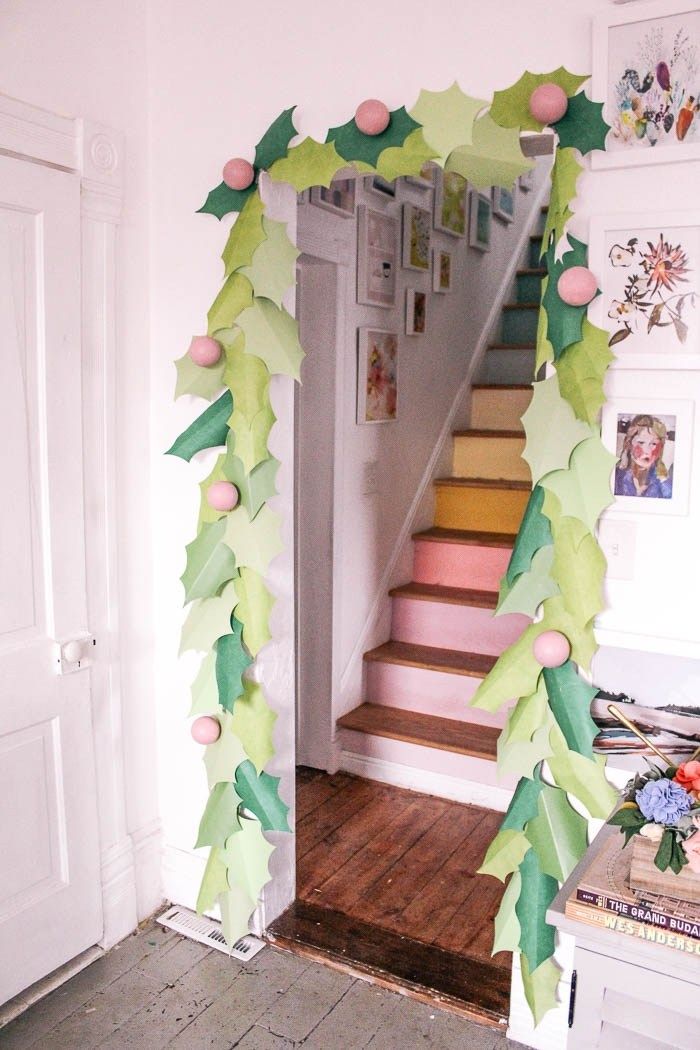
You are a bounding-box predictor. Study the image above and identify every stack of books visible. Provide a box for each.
[566,833,700,957]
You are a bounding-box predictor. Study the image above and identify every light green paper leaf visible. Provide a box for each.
[409,82,488,164]
[223,504,283,577]
[520,955,562,1026]
[226,454,279,520]
[498,721,554,780]
[235,298,305,381]
[233,566,275,657]
[541,148,582,256]
[375,129,439,182]
[539,594,597,671]
[220,330,276,474]
[543,661,598,758]
[218,884,256,947]
[521,375,593,484]
[220,817,275,903]
[231,681,277,773]
[166,391,232,461]
[525,785,588,882]
[478,829,531,883]
[497,544,559,618]
[446,113,533,190]
[204,711,248,789]
[516,848,558,970]
[470,624,542,713]
[196,847,229,914]
[493,871,522,956]
[505,485,553,588]
[267,137,345,191]
[174,352,225,402]
[535,281,554,371]
[208,272,254,337]
[553,91,610,155]
[234,760,290,832]
[540,437,615,534]
[548,723,617,818]
[551,517,606,627]
[189,650,219,717]
[215,616,252,713]
[240,216,300,308]
[554,319,614,426]
[180,579,237,655]
[489,68,590,132]
[502,681,549,748]
[181,519,238,604]
[195,782,241,849]
[222,193,266,278]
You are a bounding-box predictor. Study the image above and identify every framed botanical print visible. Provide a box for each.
[468,191,492,252]
[357,205,398,309]
[401,203,431,271]
[432,249,452,293]
[357,328,398,423]
[492,185,515,223]
[310,178,356,217]
[405,289,427,335]
[433,170,467,237]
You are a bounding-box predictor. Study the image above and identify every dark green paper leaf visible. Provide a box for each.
[501,773,544,832]
[215,617,252,713]
[166,391,232,461]
[234,759,291,832]
[505,485,553,587]
[553,91,610,155]
[516,848,558,971]
[254,107,298,171]
[543,236,594,357]
[326,106,420,167]
[198,181,255,221]
[543,661,598,757]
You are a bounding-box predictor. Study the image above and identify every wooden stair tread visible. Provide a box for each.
[388,582,498,609]
[412,526,516,548]
[435,476,530,491]
[472,383,531,391]
[337,703,499,761]
[364,640,497,678]
[530,234,543,241]
[452,428,523,439]
[487,342,535,351]
[517,267,546,276]
[502,301,539,310]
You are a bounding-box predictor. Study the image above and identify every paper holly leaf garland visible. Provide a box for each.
[498,722,554,780]
[551,518,606,627]
[220,817,275,903]
[195,782,242,849]
[222,193,266,278]
[478,829,531,883]
[520,956,562,1027]
[375,129,439,182]
[541,148,583,257]
[174,352,226,402]
[268,137,345,191]
[554,320,614,426]
[521,375,593,484]
[540,437,616,534]
[230,681,277,773]
[189,650,219,717]
[223,503,284,577]
[496,544,559,618]
[208,272,254,337]
[197,847,229,914]
[204,712,248,789]
[492,871,522,956]
[198,181,256,221]
[326,106,420,168]
[409,83,488,164]
[234,760,290,832]
[543,661,598,758]
[501,771,544,832]
[445,114,534,190]
[181,519,238,604]
[542,236,594,357]
[215,616,252,713]
[225,453,279,520]
[235,298,305,380]
[221,330,276,474]
[166,391,232,461]
[548,723,617,818]
[240,217,300,309]
[505,484,553,588]
[535,281,554,372]
[254,106,298,171]
[525,785,588,882]
[489,68,590,132]
[233,566,275,657]
[553,91,610,154]
[219,885,256,947]
[180,579,238,655]
[470,624,542,713]
[516,848,558,971]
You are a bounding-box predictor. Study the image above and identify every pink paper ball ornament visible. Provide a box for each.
[533,630,571,669]
[557,266,598,307]
[528,83,569,125]
[188,335,222,367]
[355,99,390,136]
[206,481,239,512]
[222,157,255,191]
[191,716,221,745]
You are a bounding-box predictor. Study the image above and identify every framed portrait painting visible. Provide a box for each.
[405,290,427,335]
[402,204,431,271]
[357,328,398,424]
[592,1,700,169]
[310,178,356,217]
[469,191,492,252]
[357,205,398,309]
[433,171,468,237]
[589,210,700,369]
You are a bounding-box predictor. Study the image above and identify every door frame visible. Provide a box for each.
[0,93,153,950]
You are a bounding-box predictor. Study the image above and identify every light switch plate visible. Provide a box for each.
[598,520,636,580]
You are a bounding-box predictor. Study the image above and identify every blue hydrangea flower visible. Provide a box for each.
[636,779,693,825]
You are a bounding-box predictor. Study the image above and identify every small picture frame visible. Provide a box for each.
[492,185,515,223]
[402,203,431,271]
[433,170,468,237]
[405,162,436,189]
[297,189,308,205]
[357,205,399,309]
[469,191,492,252]
[357,328,398,423]
[310,178,356,218]
[364,175,396,198]
[519,169,535,192]
[432,249,452,293]
[405,289,427,335]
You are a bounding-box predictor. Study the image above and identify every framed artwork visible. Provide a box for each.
[364,174,396,198]
[297,189,308,205]
[602,396,693,516]
[402,203,431,271]
[405,289,427,335]
[469,191,492,252]
[433,170,467,236]
[519,169,535,191]
[357,328,398,423]
[589,210,700,369]
[432,248,452,293]
[310,178,356,217]
[356,205,398,309]
[492,185,515,223]
[592,1,700,169]
[405,162,436,189]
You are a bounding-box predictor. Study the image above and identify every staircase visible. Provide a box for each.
[337,210,547,798]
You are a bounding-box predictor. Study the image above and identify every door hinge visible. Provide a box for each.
[568,969,577,1028]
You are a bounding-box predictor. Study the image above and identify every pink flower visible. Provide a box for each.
[683,832,700,874]
[675,761,700,797]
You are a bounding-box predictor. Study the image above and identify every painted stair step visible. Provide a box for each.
[516,268,546,303]
[434,478,530,533]
[364,639,496,677]
[529,235,544,269]
[390,592,528,657]
[482,346,536,386]
[412,527,515,591]
[501,304,539,345]
[452,430,529,482]
[337,703,500,762]
[365,658,508,728]
[470,384,531,430]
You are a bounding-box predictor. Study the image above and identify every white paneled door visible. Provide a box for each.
[0,155,102,1003]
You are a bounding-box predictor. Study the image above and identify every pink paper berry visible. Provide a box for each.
[188,335,222,367]
[529,83,568,125]
[355,99,390,136]
[207,481,239,512]
[222,157,255,190]
[533,630,571,669]
[191,716,221,744]
[557,266,598,307]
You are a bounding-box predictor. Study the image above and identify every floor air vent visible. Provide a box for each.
[157,905,265,961]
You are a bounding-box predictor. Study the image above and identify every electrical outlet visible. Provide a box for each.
[598,520,636,580]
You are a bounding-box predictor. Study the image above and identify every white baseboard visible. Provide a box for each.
[507,937,575,1050]
[339,750,514,810]
[131,818,164,922]
[100,836,138,950]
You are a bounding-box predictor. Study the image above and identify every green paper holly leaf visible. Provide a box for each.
[521,375,593,484]
[516,848,558,971]
[268,137,345,191]
[166,391,232,461]
[539,594,597,672]
[502,682,550,749]
[197,453,231,530]
[478,828,531,883]
[445,113,534,190]
[230,681,277,773]
[326,106,420,168]
[554,320,614,426]
[235,298,305,380]
[254,107,298,171]
[181,519,238,604]
[223,503,284,577]
[409,82,488,164]
[501,772,544,833]
[215,616,252,713]
[220,330,276,474]
[225,453,279,520]
[543,661,598,758]
[525,784,588,882]
[189,650,219,717]
[520,955,562,1027]
[548,723,617,818]
[218,885,256,947]
[219,815,275,904]
[195,782,242,849]
[497,544,559,618]
[542,235,593,357]
[470,624,542,713]
[208,272,254,337]
[375,129,439,182]
[551,517,606,627]
[490,68,590,132]
[174,352,226,402]
[204,711,248,788]
[180,579,238,655]
[233,759,290,832]
[535,282,554,371]
[498,721,554,780]
[233,566,275,657]
[492,871,522,956]
[505,485,553,588]
[240,216,300,309]
[541,148,582,257]
[554,91,610,155]
[196,847,229,914]
[540,437,615,534]
[198,181,255,221]
[222,193,266,278]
